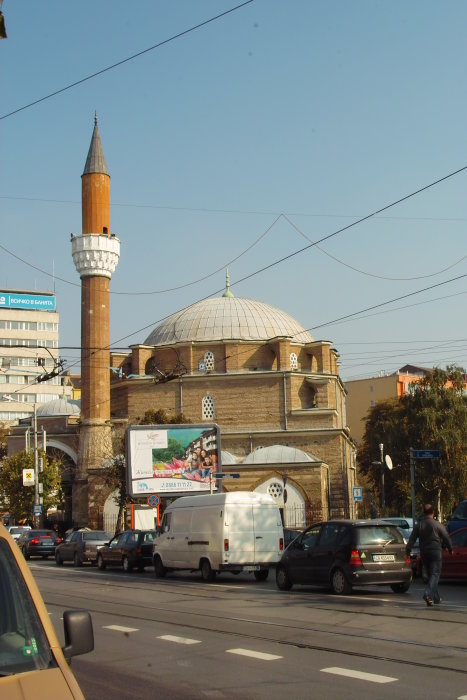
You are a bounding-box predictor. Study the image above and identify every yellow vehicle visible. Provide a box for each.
[0,524,93,699]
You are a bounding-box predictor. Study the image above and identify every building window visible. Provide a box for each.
[267,481,284,500]
[204,352,215,372]
[370,400,374,407]
[202,394,215,420]
[370,385,374,392]
[290,352,298,370]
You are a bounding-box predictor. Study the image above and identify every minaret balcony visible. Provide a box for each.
[71,233,120,278]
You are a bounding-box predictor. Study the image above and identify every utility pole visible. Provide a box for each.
[379,443,385,516]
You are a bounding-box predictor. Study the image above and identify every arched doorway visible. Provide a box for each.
[254,476,306,528]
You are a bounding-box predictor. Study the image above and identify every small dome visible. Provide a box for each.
[243,445,320,464]
[144,296,313,346]
[220,450,238,465]
[36,397,80,417]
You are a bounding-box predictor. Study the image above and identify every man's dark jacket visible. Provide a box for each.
[406,516,452,557]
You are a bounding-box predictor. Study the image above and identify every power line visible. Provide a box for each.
[0,1,255,121]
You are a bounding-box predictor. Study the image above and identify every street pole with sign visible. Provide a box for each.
[5,397,44,526]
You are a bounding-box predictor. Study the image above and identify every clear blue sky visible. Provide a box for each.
[1,1,466,381]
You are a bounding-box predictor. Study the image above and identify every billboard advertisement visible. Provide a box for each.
[126,423,221,497]
[0,291,56,311]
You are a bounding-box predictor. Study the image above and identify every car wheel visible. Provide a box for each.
[390,580,411,593]
[153,555,167,578]
[200,559,216,582]
[23,548,30,561]
[97,554,106,570]
[122,556,132,573]
[276,565,293,591]
[331,568,352,595]
[55,551,63,566]
[74,552,83,567]
[254,569,269,582]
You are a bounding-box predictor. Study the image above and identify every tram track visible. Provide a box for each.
[33,564,467,676]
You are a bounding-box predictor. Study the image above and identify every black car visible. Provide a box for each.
[276,519,412,595]
[17,529,61,560]
[55,529,111,567]
[97,529,158,572]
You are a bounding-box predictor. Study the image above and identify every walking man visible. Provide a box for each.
[406,503,452,606]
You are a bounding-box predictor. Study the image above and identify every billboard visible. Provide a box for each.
[126,423,221,497]
[0,291,56,311]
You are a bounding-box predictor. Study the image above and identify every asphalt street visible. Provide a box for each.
[29,560,467,700]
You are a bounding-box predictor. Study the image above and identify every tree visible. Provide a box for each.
[0,422,9,461]
[357,365,467,519]
[0,450,61,523]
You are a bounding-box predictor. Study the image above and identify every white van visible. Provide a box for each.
[153,491,284,582]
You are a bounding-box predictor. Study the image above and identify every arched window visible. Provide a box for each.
[204,351,215,372]
[290,352,298,370]
[202,394,215,420]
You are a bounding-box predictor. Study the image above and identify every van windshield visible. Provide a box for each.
[0,541,54,676]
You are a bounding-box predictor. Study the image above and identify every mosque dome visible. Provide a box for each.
[243,445,320,464]
[144,292,313,347]
[36,396,80,417]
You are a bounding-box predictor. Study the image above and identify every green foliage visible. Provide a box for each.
[0,450,61,522]
[357,365,467,517]
[152,437,185,464]
[137,408,191,425]
[0,422,8,460]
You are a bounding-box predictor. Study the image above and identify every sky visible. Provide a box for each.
[1,0,467,382]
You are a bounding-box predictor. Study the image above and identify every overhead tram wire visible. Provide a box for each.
[0,1,255,121]
[23,164,467,377]
[1,164,466,297]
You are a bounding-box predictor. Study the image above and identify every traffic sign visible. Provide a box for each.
[212,473,240,479]
[147,494,160,507]
[33,505,42,516]
[23,469,34,486]
[412,450,440,459]
[352,487,363,502]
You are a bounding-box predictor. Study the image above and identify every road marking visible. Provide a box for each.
[227,648,282,661]
[457,696,467,699]
[158,635,201,645]
[321,667,397,684]
[103,625,139,633]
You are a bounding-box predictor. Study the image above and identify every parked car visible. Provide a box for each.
[7,525,32,541]
[447,499,467,534]
[17,529,61,560]
[97,529,157,572]
[55,529,111,567]
[0,523,93,698]
[276,519,412,595]
[416,526,467,581]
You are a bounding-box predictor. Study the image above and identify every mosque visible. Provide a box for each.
[8,119,357,529]
[109,279,358,526]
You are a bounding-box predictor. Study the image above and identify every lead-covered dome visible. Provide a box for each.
[36,396,80,417]
[144,296,313,346]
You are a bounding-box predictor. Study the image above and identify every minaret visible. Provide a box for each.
[71,115,120,525]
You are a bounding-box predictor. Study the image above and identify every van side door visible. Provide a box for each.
[252,504,283,562]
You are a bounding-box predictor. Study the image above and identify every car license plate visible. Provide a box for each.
[372,554,395,562]
[243,565,260,572]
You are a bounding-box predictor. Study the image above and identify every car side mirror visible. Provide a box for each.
[62,610,94,662]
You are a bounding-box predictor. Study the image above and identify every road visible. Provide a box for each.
[29,560,467,700]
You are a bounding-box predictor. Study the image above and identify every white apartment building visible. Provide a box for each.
[0,289,72,422]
